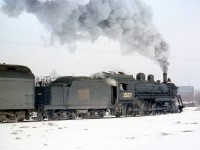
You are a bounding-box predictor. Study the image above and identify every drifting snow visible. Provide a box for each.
[0,107,200,150]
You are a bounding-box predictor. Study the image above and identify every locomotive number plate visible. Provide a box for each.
[123,92,132,98]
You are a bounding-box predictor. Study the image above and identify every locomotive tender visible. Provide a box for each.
[0,64,184,122]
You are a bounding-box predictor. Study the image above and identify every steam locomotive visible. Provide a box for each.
[0,64,184,122]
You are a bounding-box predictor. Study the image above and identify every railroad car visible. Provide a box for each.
[0,64,35,122]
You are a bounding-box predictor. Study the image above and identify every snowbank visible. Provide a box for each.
[0,107,200,150]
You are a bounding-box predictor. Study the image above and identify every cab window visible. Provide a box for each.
[120,83,128,91]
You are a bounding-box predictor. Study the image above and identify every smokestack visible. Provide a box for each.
[163,72,167,83]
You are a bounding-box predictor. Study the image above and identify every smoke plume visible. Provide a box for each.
[1,0,169,72]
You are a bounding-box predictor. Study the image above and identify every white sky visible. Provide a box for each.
[0,0,200,89]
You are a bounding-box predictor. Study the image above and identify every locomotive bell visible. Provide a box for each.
[163,72,167,83]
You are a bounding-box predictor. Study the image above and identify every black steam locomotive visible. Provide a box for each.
[0,64,184,122]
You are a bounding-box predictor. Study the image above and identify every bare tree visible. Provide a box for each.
[194,89,200,106]
[49,69,59,81]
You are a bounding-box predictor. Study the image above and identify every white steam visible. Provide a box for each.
[1,0,169,72]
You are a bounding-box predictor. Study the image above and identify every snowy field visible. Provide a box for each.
[1,107,200,150]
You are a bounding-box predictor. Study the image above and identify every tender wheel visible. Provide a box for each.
[0,114,5,123]
[66,112,76,120]
[99,111,105,118]
[87,111,95,119]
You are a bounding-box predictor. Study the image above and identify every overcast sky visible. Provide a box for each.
[0,0,200,89]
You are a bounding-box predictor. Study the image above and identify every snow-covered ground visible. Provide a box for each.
[1,107,200,150]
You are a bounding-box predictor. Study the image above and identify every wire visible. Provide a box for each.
[0,38,200,62]
[0,39,60,48]
[0,39,120,54]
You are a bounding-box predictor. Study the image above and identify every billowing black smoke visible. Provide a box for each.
[1,0,169,72]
